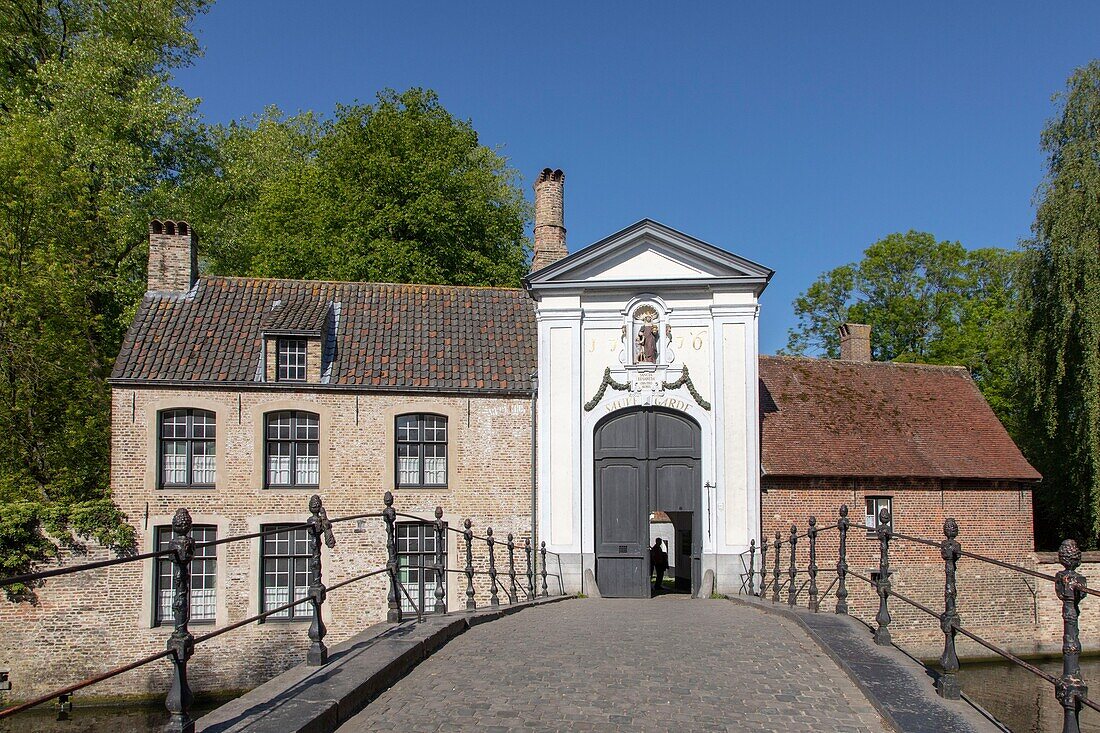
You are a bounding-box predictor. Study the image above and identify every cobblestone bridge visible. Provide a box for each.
[339,597,887,733]
[198,596,1006,733]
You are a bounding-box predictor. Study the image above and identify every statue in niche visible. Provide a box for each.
[636,315,658,363]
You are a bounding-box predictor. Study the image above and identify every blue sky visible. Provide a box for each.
[174,1,1100,354]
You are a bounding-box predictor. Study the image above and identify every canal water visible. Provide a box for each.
[0,698,225,733]
[960,656,1100,732]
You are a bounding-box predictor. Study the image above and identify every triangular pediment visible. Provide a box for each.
[524,219,772,292]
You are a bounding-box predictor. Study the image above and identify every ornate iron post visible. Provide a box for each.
[434,507,446,614]
[772,531,782,603]
[525,538,534,601]
[874,508,892,646]
[747,539,755,596]
[937,518,961,699]
[836,504,849,615]
[540,541,549,597]
[808,516,819,613]
[758,536,767,598]
[463,519,475,610]
[487,527,499,607]
[306,495,336,665]
[165,508,195,733]
[788,524,798,607]
[507,533,518,604]
[383,491,401,623]
[1055,539,1088,733]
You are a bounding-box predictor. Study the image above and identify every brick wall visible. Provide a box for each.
[758,477,1063,660]
[0,386,533,702]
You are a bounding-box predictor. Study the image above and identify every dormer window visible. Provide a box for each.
[276,339,308,381]
[260,298,335,384]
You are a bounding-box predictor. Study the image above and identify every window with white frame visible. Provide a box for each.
[265,411,319,487]
[159,409,216,488]
[276,338,308,381]
[865,496,893,536]
[395,414,447,487]
[260,525,311,619]
[154,525,216,625]
[396,522,446,613]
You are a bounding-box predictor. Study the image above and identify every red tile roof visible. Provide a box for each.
[111,277,537,394]
[112,278,1038,480]
[758,356,1040,481]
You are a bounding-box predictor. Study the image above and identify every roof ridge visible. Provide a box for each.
[760,354,970,373]
[199,275,525,293]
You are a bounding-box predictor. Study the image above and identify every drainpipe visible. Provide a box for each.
[529,372,538,586]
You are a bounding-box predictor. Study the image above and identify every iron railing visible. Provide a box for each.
[738,505,1095,733]
[0,491,565,732]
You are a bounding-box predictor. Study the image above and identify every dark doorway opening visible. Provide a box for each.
[649,511,693,595]
[594,407,702,598]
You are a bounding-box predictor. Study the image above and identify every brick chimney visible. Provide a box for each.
[147,219,197,292]
[532,168,567,271]
[839,323,872,362]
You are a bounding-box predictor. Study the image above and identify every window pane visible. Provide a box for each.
[397,523,445,614]
[268,443,292,485]
[267,412,292,440]
[396,415,419,442]
[161,410,188,438]
[424,444,447,485]
[162,441,188,484]
[296,442,319,485]
[278,339,307,381]
[424,416,447,442]
[192,410,216,439]
[292,528,310,556]
[192,441,215,484]
[262,526,312,618]
[296,412,319,440]
[155,525,216,626]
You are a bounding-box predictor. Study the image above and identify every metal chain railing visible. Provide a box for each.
[737,505,1096,733]
[0,492,567,730]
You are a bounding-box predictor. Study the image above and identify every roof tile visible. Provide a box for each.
[111,277,537,393]
[758,356,1040,481]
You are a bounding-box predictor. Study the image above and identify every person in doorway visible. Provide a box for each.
[650,538,669,596]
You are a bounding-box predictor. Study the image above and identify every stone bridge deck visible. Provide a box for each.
[341,597,886,732]
[200,597,1004,733]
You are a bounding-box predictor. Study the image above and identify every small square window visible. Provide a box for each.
[865,496,893,536]
[276,339,308,381]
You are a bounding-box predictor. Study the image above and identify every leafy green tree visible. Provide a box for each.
[0,0,208,583]
[181,89,532,287]
[1020,61,1100,549]
[784,231,1023,433]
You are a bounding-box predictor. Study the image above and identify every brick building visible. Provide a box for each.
[0,167,1042,699]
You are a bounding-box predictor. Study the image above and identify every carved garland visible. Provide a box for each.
[582,367,630,411]
[582,365,711,412]
[661,365,711,411]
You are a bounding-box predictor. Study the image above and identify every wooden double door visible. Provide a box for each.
[593,407,702,598]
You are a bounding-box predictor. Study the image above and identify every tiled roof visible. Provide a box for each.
[260,297,329,335]
[112,277,537,393]
[112,280,1037,480]
[758,356,1040,481]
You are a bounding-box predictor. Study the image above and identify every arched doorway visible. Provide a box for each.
[593,407,702,598]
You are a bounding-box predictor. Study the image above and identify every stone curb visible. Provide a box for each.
[196,595,574,733]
